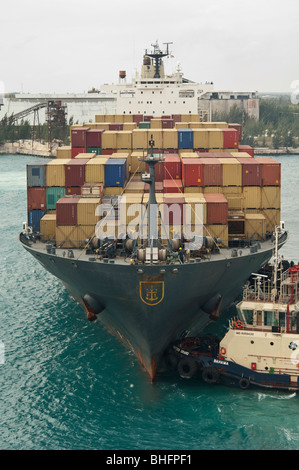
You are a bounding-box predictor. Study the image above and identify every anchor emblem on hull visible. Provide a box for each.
[139,281,164,306]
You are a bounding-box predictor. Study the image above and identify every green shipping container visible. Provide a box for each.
[139,122,150,129]
[87,147,102,155]
[46,187,66,210]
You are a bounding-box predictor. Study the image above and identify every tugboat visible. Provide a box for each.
[168,224,299,391]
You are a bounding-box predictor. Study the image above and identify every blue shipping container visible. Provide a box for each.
[46,187,66,210]
[104,159,127,187]
[28,209,46,232]
[27,159,52,187]
[178,129,193,149]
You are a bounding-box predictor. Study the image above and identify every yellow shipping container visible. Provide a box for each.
[193,129,209,149]
[180,152,198,158]
[242,186,261,209]
[132,129,148,149]
[104,186,124,195]
[261,186,281,209]
[85,157,108,184]
[91,122,110,130]
[40,214,56,242]
[56,225,96,248]
[150,119,162,129]
[223,186,243,210]
[261,208,281,232]
[163,129,178,148]
[203,224,229,246]
[218,158,242,186]
[244,214,266,240]
[123,122,137,131]
[184,194,207,225]
[125,180,145,194]
[122,114,134,123]
[175,122,188,129]
[208,129,224,149]
[56,146,71,159]
[184,187,203,193]
[131,151,146,173]
[119,194,144,225]
[77,198,101,226]
[204,122,228,129]
[204,186,223,194]
[230,151,252,159]
[116,131,132,150]
[74,153,95,159]
[102,131,117,149]
[46,159,69,187]
[150,129,163,148]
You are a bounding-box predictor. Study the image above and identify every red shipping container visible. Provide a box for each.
[71,127,90,148]
[56,197,79,226]
[162,119,174,129]
[86,129,104,148]
[101,149,117,155]
[200,158,223,186]
[27,187,47,211]
[196,152,220,158]
[172,114,181,124]
[133,115,144,125]
[71,147,86,159]
[228,123,242,141]
[163,179,183,194]
[238,144,254,157]
[143,115,153,122]
[222,128,239,149]
[163,149,177,154]
[163,154,181,180]
[109,123,123,130]
[65,187,82,196]
[182,158,203,187]
[146,161,164,182]
[144,182,164,193]
[238,158,261,186]
[257,157,281,186]
[65,159,89,187]
[204,193,228,225]
[163,196,185,225]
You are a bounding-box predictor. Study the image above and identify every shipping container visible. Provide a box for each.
[193,129,209,149]
[77,198,101,226]
[28,209,46,232]
[139,121,151,129]
[65,159,89,187]
[200,158,222,186]
[74,152,95,159]
[125,181,145,194]
[257,157,281,186]
[203,224,228,246]
[109,123,123,131]
[130,152,146,172]
[238,144,254,157]
[102,131,117,149]
[132,129,148,149]
[222,128,239,149]
[56,197,79,226]
[162,129,177,149]
[101,149,116,155]
[163,195,185,225]
[184,193,207,226]
[104,158,127,187]
[261,186,281,209]
[223,186,243,210]
[182,158,203,187]
[27,159,52,187]
[71,147,86,159]
[27,187,47,211]
[228,123,242,141]
[55,225,95,248]
[162,119,174,129]
[144,182,164,193]
[85,157,108,184]
[65,187,82,196]
[163,154,181,180]
[71,127,90,148]
[86,129,104,148]
[56,146,71,159]
[259,208,281,232]
[242,187,261,209]
[163,179,183,193]
[150,119,162,129]
[46,187,66,210]
[143,115,153,122]
[133,114,144,125]
[178,129,193,149]
[46,159,69,187]
[204,193,228,225]
[116,131,132,150]
[208,129,224,149]
[86,147,101,155]
[244,214,266,240]
[238,157,261,186]
[218,158,242,186]
[40,214,56,242]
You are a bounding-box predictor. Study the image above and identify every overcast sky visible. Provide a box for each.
[1,0,299,94]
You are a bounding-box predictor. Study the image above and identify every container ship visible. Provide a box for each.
[20,47,286,381]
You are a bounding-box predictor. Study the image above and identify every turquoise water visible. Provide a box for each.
[1,153,299,450]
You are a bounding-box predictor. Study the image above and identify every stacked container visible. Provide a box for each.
[71,127,90,157]
[27,159,52,231]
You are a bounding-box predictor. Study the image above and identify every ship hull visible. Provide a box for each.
[20,234,286,379]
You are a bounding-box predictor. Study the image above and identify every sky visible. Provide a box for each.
[1,0,299,94]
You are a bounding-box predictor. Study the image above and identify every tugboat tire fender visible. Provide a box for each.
[165,351,178,371]
[177,357,198,379]
[202,367,220,384]
[239,377,250,390]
